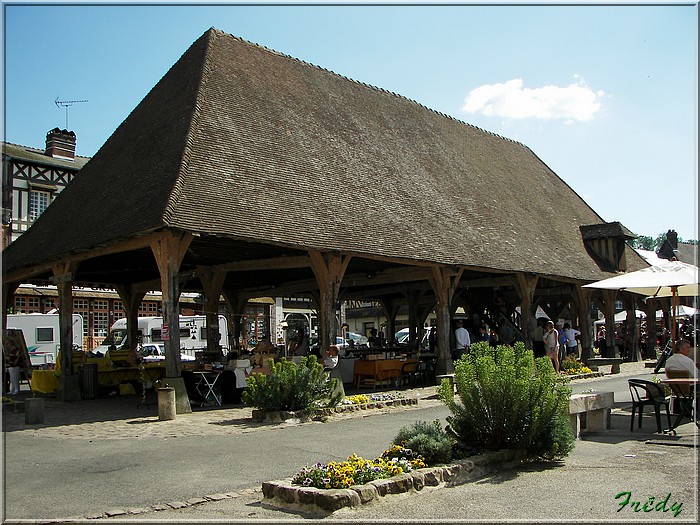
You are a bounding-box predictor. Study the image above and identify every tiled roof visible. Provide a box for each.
[3,28,647,283]
[579,222,637,240]
[2,142,91,170]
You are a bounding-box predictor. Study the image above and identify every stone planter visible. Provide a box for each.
[262,449,525,513]
[251,397,418,422]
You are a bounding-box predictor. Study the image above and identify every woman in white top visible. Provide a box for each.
[543,320,560,373]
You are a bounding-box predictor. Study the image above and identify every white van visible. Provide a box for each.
[6,313,84,368]
[95,315,229,358]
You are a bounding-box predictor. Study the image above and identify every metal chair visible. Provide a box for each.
[664,369,695,422]
[628,378,671,433]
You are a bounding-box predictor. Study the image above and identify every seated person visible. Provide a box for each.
[321,345,340,370]
[665,339,698,377]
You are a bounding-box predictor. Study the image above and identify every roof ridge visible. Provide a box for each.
[2,140,92,160]
[218,29,526,148]
[161,28,217,225]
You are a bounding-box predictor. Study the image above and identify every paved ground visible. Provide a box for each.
[2,360,697,522]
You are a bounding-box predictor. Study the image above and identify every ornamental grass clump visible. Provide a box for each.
[292,449,426,490]
[438,341,574,461]
[392,419,453,465]
[242,355,343,412]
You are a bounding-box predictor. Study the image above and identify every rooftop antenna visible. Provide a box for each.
[54,97,88,129]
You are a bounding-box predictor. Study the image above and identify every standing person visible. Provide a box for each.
[563,323,581,359]
[488,327,500,348]
[477,325,490,342]
[454,320,471,358]
[293,330,309,356]
[428,323,437,354]
[368,328,381,349]
[557,323,567,365]
[532,318,546,358]
[4,337,22,395]
[544,320,560,373]
[497,319,514,346]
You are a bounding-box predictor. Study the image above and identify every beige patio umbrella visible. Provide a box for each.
[583,261,699,344]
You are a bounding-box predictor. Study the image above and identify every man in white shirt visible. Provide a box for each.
[665,339,698,377]
[454,320,471,358]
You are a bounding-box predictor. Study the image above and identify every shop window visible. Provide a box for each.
[93,312,109,338]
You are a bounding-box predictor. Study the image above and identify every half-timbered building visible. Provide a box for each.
[2,128,91,247]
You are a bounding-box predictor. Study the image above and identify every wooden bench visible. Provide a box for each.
[568,391,614,438]
[586,358,624,374]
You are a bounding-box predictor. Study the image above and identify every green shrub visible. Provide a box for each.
[438,341,574,460]
[241,355,343,412]
[392,419,453,465]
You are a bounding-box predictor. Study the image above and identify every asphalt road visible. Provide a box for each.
[3,364,697,522]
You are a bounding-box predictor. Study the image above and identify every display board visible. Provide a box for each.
[2,328,33,379]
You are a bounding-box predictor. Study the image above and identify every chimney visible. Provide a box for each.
[45,128,77,160]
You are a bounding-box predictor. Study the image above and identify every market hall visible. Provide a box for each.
[2,28,650,411]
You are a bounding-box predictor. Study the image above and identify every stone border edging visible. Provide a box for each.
[261,448,525,513]
[252,397,419,422]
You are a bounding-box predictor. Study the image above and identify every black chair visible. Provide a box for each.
[628,379,671,433]
[399,361,419,387]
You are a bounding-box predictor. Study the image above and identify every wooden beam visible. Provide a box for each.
[4,234,155,284]
[211,255,312,273]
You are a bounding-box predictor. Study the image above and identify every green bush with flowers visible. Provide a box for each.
[292,446,427,490]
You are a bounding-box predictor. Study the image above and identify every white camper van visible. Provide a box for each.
[95,315,229,358]
[6,313,84,368]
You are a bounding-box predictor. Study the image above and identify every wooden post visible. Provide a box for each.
[52,261,81,401]
[428,266,463,376]
[223,291,248,350]
[150,231,193,414]
[2,281,19,330]
[114,285,146,350]
[197,267,227,355]
[377,297,401,345]
[308,251,350,352]
[643,297,658,360]
[599,290,617,358]
[515,273,538,350]
[574,285,594,360]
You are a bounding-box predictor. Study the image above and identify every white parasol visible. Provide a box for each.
[583,260,699,343]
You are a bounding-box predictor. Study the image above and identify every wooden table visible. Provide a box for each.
[353,358,418,388]
[660,378,698,430]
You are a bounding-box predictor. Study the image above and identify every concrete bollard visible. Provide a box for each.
[157,387,176,421]
[25,398,45,424]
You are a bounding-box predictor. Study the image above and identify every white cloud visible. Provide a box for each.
[462,77,604,122]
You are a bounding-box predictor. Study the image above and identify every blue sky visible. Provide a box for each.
[2,1,697,242]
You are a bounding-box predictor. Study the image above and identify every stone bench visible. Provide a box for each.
[585,358,624,374]
[435,374,456,395]
[568,391,614,438]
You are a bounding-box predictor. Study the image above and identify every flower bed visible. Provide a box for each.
[262,449,524,513]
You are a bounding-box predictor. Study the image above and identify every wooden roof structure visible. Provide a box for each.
[2,28,648,390]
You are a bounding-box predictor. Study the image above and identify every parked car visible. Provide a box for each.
[394,327,434,348]
[345,332,369,348]
[140,343,195,362]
